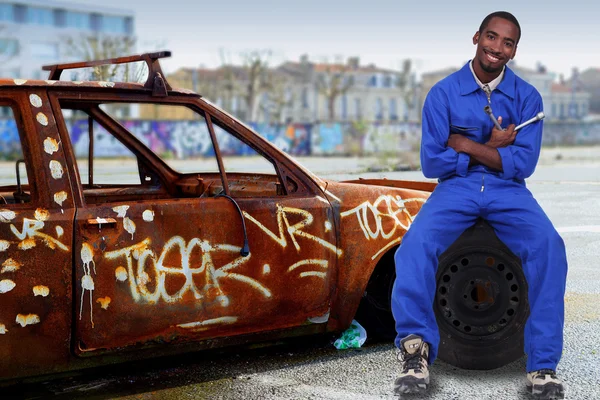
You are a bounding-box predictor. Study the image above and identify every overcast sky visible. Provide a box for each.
[69,0,598,79]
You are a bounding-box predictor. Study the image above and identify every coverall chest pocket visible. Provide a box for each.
[450,121,480,140]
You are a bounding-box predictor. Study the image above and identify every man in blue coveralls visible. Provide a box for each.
[392,11,567,400]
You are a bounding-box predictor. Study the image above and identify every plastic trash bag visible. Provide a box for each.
[333,319,367,349]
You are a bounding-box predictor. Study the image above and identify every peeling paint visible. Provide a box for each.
[43,137,59,155]
[98,81,115,88]
[36,112,48,126]
[112,205,129,218]
[0,240,10,252]
[177,316,238,332]
[308,310,330,324]
[49,160,64,179]
[0,279,16,293]
[18,238,36,250]
[97,297,111,310]
[263,264,270,275]
[34,208,50,222]
[45,80,57,85]
[54,191,68,206]
[29,94,42,108]
[142,210,154,222]
[13,79,27,85]
[1,258,20,273]
[56,226,64,237]
[15,314,40,327]
[33,285,50,297]
[0,209,16,223]
[0,324,6,334]
[123,217,136,239]
[115,266,128,281]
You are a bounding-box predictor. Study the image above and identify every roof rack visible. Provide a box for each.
[42,51,173,96]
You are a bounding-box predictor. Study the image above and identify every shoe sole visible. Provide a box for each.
[527,383,565,400]
[394,376,429,395]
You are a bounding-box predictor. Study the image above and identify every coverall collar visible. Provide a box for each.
[459,61,516,99]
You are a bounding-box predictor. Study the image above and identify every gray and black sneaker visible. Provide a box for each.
[527,369,565,399]
[394,334,430,395]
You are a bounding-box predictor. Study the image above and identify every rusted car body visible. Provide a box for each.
[0,52,443,381]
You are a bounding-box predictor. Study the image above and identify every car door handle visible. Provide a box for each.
[86,217,118,229]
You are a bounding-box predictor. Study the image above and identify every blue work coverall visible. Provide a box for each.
[392,62,568,372]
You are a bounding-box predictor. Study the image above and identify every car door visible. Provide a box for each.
[0,90,75,378]
[55,97,337,354]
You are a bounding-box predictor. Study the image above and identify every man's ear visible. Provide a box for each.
[511,45,518,60]
[473,32,480,45]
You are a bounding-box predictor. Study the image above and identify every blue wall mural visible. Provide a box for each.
[1,118,600,160]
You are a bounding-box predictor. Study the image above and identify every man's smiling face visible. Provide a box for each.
[473,17,519,76]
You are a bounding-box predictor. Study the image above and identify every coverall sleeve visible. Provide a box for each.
[420,87,470,179]
[496,90,544,180]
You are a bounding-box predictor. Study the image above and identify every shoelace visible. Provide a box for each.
[402,352,424,373]
[535,369,557,379]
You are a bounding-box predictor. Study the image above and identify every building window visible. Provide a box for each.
[369,75,377,87]
[103,15,127,34]
[375,97,383,120]
[383,75,392,88]
[0,4,15,22]
[389,98,397,120]
[65,11,90,29]
[551,103,556,118]
[54,9,66,27]
[302,87,308,109]
[30,42,59,60]
[0,39,19,56]
[27,7,53,25]
[341,95,347,120]
[559,103,565,119]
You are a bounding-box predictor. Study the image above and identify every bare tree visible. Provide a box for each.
[396,59,417,121]
[240,50,272,122]
[63,34,137,81]
[259,71,294,123]
[315,58,354,121]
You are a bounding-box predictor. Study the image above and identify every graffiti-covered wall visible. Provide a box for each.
[2,118,600,160]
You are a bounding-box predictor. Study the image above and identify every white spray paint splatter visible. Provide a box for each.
[115,266,128,281]
[0,240,10,252]
[33,285,50,297]
[43,137,59,155]
[13,79,27,85]
[49,160,63,179]
[80,243,96,328]
[29,94,42,108]
[0,279,16,293]
[56,226,64,237]
[1,258,20,273]
[123,217,136,239]
[112,205,129,218]
[142,210,154,222]
[54,191,67,206]
[0,209,16,223]
[98,81,115,87]
[34,208,50,222]
[0,324,6,334]
[263,264,270,275]
[15,314,40,327]
[177,316,238,332]
[36,112,48,126]
[325,221,332,232]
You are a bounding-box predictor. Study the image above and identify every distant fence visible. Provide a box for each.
[1,119,600,159]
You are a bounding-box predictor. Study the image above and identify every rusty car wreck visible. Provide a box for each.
[0,52,528,381]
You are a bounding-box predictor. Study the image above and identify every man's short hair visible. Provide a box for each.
[479,11,521,44]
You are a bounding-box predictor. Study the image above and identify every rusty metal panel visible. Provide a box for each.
[74,195,336,353]
[323,181,430,329]
[0,90,75,379]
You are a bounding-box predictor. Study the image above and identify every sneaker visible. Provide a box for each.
[393,334,430,394]
[527,369,565,399]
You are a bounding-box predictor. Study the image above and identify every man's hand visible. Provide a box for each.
[486,116,517,148]
[447,134,471,153]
